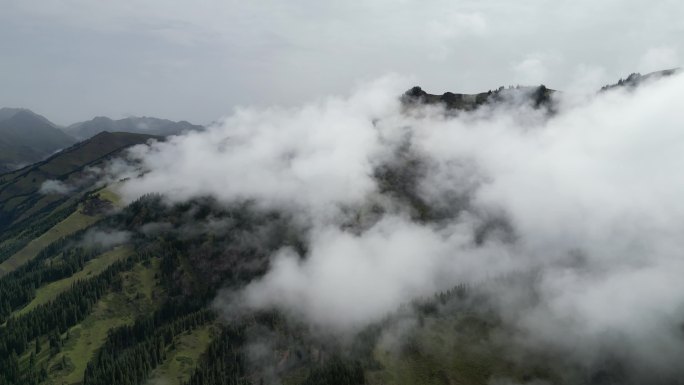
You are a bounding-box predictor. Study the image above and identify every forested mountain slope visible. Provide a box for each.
[65,116,203,140]
[0,132,157,275]
[0,109,76,173]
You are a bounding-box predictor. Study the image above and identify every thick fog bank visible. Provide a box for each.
[114,72,684,374]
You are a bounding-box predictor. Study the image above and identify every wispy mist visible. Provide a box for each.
[112,71,684,374]
[80,228,131,249]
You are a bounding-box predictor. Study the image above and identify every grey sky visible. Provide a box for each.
[1,0,682,125]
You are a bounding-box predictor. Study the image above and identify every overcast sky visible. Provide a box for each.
[1,0,682,125]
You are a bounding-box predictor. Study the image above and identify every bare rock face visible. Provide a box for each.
[401,84,555,113]
[401,68,681,115]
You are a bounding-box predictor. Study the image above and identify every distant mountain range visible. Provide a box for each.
[0,108,76,173]
[0,109,204,173]
[64,116,203,140]
[0,131,158,233]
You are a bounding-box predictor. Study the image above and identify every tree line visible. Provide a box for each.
[0,243,99,322]
[83,309,215,385]
[0,200,78,263]
[0,254,141,385]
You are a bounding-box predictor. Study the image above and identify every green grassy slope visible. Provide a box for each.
[366,314,555,385]
[146,325,218,385]
[0,206,102,276]
[0,108,76,171]
[14,246,132,316]
[0,131,156,234]
[29,257,164,385]
[0,186,121,276]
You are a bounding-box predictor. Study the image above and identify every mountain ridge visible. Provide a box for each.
[0,109,203,173]
[0,108,76,173]
[402,68,681,111]
[65,116,204,140]
[0,131,159,233]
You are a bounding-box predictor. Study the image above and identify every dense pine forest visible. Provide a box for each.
[0,189,380,385]
[0,191,381,385]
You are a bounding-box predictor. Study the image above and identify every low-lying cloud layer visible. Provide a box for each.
[115,71,684,372]
[80,228,131,249]
[39,179,73,195]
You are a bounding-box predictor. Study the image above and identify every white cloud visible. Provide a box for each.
[112,70,684,372]
[426,12,488,40]
[117,76,405,220]
[425,11,488,60]
[638,46,679,73]
[512,53,561,85]
[39,179,72,195]
[81,229,131,249]
[240,215,514,331]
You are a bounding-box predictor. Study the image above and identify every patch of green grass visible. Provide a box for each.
[96,186,123,207]
[0,207,102,276]
[17,295,136,385]
[14,246,132,316]
[14,195,64,224]
[366,315,530,385]
[33,258,163,385]
[2,195,29,212]
[146,325,218,385]
[46,294,138,384]
[18,335,53,374]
